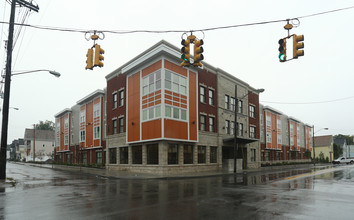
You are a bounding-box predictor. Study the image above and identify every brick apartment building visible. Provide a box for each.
[259,105,313,165]
[55,89,106,165]
[105,40,262,174]
[54,40,316,173]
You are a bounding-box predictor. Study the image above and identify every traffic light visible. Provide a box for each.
[278,38,286,62]
[193,39,204,67]
[180,39,190,67]
[293,34,304,59]
[94,44,104,67]
[85,48,94,70]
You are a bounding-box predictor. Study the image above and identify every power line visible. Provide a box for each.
[261,96,354,105]
[0,5,354,34]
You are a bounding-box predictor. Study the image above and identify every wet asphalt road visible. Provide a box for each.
[1,162,354,220]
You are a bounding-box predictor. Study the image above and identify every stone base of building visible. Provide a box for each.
[106,164,222,175]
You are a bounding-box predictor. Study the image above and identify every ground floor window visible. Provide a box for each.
[168,144,178,164]
[132,145,142,164]
[97,151,102,164]
[251,149,256,162]
[265,151,269,161]
[109,148,117,164]
[210,146,217,163]
[198,146,206,163]
[120,147,128,164]
[147,144,158,164]
[83,153,87,164]
[184,145,193,164]
[66,153,71,163]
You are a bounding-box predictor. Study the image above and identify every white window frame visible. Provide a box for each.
[94,126,100,139]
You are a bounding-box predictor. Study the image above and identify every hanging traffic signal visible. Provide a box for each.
[293,34,304,59]
[193,39,204,67]
[94,44,104,67]
[278,38,286,62]
[85,48,94,70]
[180,39,190,67]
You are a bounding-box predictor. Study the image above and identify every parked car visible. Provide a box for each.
[333,157,354,164]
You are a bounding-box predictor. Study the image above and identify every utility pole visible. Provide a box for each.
[0,0,17,180]
[234,85,238,173]
[33,124,36,161]
[0,0,39,180]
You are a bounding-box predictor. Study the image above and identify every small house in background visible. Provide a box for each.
[314,135,334,162]
[24,128,55,162]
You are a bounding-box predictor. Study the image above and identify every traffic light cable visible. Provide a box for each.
[0,5,353,35]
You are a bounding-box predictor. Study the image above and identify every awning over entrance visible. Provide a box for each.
[223,137,259,145]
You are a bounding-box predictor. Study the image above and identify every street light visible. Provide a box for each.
[0,107,19,111]
[11,69,61,77]
[234,86,265,173]
[0,69,60,180]
[313,126,329,166]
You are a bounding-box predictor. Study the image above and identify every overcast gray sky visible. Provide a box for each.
[1,0,353,143]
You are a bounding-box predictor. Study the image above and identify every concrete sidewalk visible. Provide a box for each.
[20,162,333,180]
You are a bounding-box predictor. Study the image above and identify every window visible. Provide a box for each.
[251,149,256,162]
[172,73,179,93]
[238,123,244,136]
[132,145,142,164]
[200,115,206,131]
[225,95,229,109]
[94,126,100,139]
[64,135,69,145]
[231,121,235,135]
[230,97,235,111]
[181,109,187,120]
[249,105,255,118]
[209,117,215,132]
[56,122,60,147]
[265,151,270,161]
[184,145,193,164]
[143,105,162,121]
[165,70,171,90]
[168,144,178,164]
[64,118,69,129]
[120,147,128,164]
[209,90,214,105]
[164,105,186,121]
[198,146,206,163]
[119,90,124,107]
[210,146,217,163]
[80,110,86,124]
[225,120,230,134]
[165,106,171,117]
[179,76,186,95]
[113,93,118,109]
[96,151,102,164]
[143,70,161,96]
[109,148,117,164]
[147,144,158,165]
[119,117,124,133]
[113,119,117,134]
[250,126,256,138]
[200,86,206,103]
[165,70,187,95]
[238,100,243,114]
[94,103,101,118]
[83,153,87,164]
[173,108,179,119]
[80,130,85,142]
